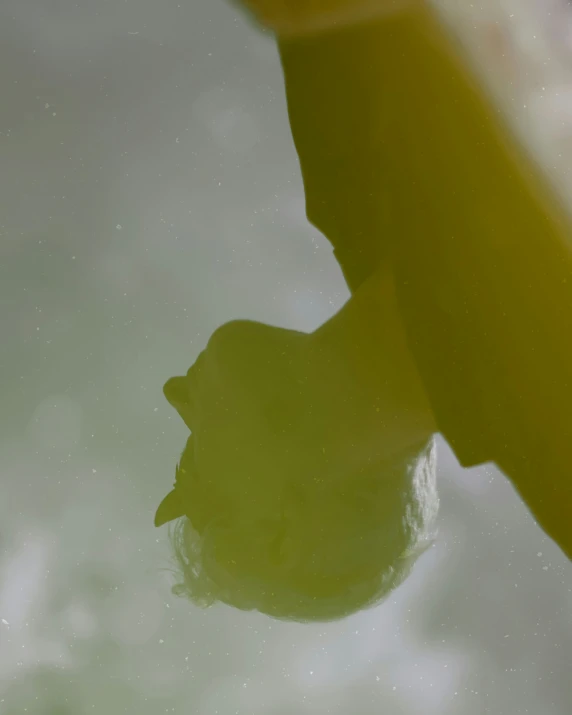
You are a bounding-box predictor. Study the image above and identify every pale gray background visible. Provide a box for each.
[1,1,570,713]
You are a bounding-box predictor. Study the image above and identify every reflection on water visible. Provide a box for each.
[157,308,439,621]
[2,0,571,713]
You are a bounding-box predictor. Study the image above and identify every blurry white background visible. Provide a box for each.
[0,1,570,713]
